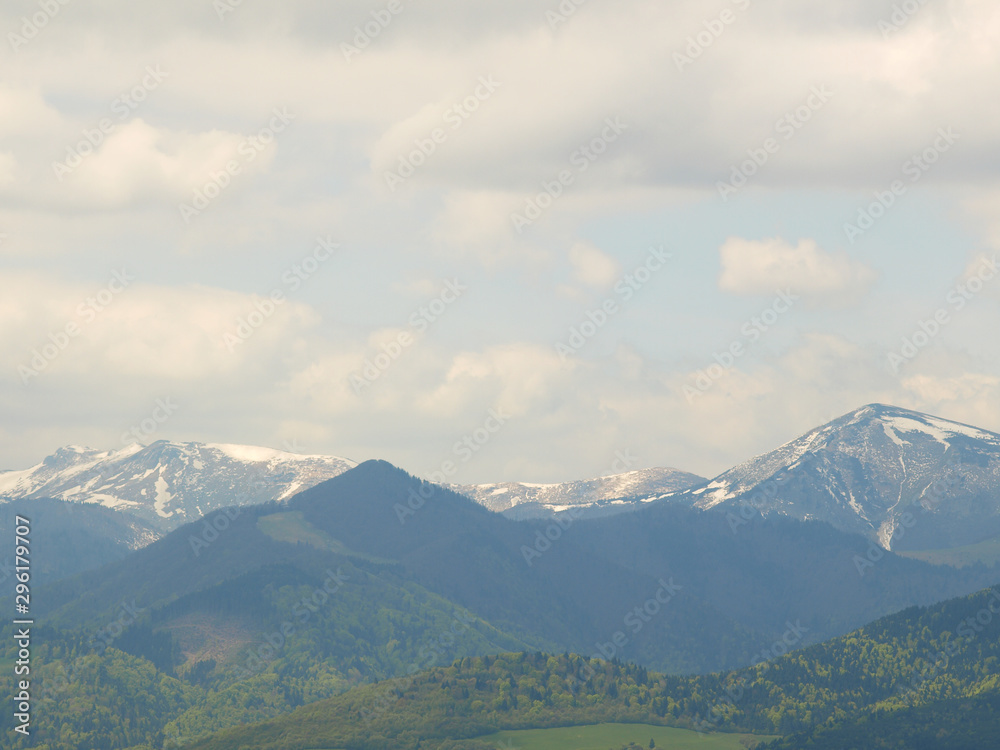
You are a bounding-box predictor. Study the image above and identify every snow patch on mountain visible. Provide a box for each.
[671,404,1000,551]
[0,441,357,530]
[452,467,707,516]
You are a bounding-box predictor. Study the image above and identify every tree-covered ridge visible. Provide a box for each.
[0,558,533,749]
[187,585,1000,750]
[765,688,1000,749]
[186,652,677,750]
[4,583,1000,749]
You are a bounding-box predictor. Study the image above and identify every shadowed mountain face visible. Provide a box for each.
[0,497,159,595]
[666,404,1000,551]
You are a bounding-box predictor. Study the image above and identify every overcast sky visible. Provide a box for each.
[2,0,1000,483]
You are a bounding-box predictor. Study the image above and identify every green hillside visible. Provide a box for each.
[483,723,775,749]
[184,585,1000,750]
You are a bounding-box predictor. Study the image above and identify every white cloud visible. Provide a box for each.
[0,152,15,187]
[902,372,1000,403]
[50,120,275,209]
[567,242,620,288]
[0,85,62,139]
[718,237,878,303]
[0,271,320,383]
[2,0,1000,482]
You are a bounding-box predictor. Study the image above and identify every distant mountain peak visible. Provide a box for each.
[682,404,1000,550]
[451,466,707,517]
[0,441,357,530]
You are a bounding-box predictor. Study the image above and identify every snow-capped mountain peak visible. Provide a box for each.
[678,404,1000,550]
[0,441,357,529]
[452,467,707,518]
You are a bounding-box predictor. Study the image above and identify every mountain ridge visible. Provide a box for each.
[0,440,357,529]
[660,403,1000,552]
[0,443,705,530]
[6,403,1000,553]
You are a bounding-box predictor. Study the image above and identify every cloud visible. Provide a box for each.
[0,153,15,187]
[718,237,878,303]
[0,84,62,139]
[567,242,620,288]
[3,0,1000,484]
[902,372,1000,403]
[50,120,276,209]
[899,372,1000,433]
[0,270,320,383]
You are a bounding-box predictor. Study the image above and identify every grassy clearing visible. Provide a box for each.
[899,533,1000,568]
[480,722,777,750]
[256,511,395,563]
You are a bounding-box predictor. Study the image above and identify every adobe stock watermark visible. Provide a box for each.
[684,289,799,402]
[844,127,959,243]
[895,587,1000,705]
[853,512,918,576]
[855,456,969,576]
[887,254,998,374]
[89,600,144,656]
[350,279,466,394]
[188,507,242,556]
[724,445,843,535]
[717,85,833,201]
[232,568,350,680]
[360,611,477,724]
[18,268,135,385]
[223,236,339,353]
[384,75,501,191]
[187,463,275,556]
[879,0,930,39]
[8,0,72,52]
[120,398,180,445]
[591,579,683,662]
[510,117,628,233]
[546,0,588,30]
[213,0,245,21]
[52,65,169,182]
[37,599,144,707]
[178,106,295,223]
[0,558,14,587]
[521,449,638,566]
[427,406,513,484]
[396,408,513,524]
[341,0,407,62]
[397,407,511,522]
[556,246,672,361]
[674,0,752,71]
[695,619,808,735]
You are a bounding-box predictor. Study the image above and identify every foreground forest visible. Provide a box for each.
[6,582,996,749]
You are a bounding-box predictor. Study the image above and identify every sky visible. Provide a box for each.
[2,0,1000,483]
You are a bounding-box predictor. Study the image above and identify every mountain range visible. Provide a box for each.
[450,466,706,518]
[4,403,1000,557]
[0,441,356,530]
[667,403,1000,552]
[0,444,701,530]
[8,456,999,748]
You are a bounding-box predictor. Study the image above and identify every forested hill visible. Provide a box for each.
[188,584,1000,750]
